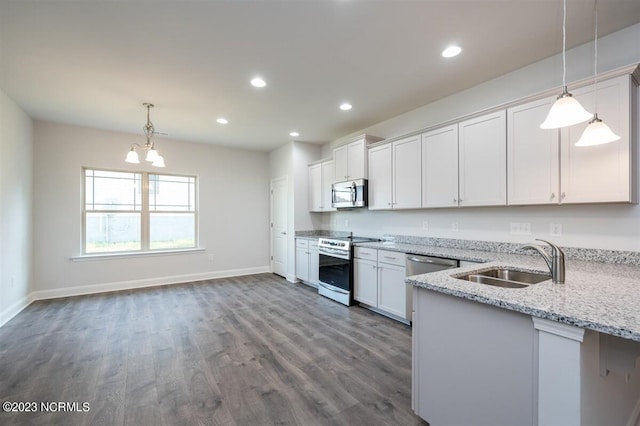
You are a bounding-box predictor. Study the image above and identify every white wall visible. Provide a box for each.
[293,142,322,231]
[0,89,33,326]
[32,121,270,298]
[269,141,321,281]
[318,23,640,252]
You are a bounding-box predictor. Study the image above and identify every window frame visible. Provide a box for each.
[82,167,198,255]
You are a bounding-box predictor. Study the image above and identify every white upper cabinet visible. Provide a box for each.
[458,110,507,207]
[321,160,336,211]
[308,160,336,212]
[368,144,392,210]
[560,74,635,204]
[368,135,421,210]
[334,138,366,181]
[422,124,459,208]
[333,135,384,182]
[393,135,422,209]
[507,96,560,205]
[308,163,323,212]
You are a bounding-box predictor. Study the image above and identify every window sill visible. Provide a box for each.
[70,247,205,262]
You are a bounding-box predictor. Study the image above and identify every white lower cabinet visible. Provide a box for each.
[354,257,377,307]
[378,262,407,319]
[295,239,318,286]
[412,288,535,425]
[308,242,319,285]
[354,247,410,323]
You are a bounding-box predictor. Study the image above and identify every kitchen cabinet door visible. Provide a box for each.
[320,160,337,211]
[458,110,507,207]
[507,97,560,205]
[560,74,635,204]
[334,138,368,181]
[393,135,422,209]
[347,138,367,180]
[354,257,378,307]
[368,144,392,210]
[308,245,319,286]
[422,125,459,208]
[333,144,349,182]
[378,262,408,320]
[308,163,323,212]
[295,242,309,282]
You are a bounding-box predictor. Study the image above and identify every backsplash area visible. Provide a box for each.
[385,234,640,266]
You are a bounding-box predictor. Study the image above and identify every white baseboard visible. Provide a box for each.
[0,293,34,328]
[285,273,299,283]
[30,266,271,301]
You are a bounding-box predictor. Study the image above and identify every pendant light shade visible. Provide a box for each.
[125,147,140,164]
[145,145,159,162]
[152,155,166,168]
[540,0,591,129]
[575,0,619,147]
[575,114,620,146]
[540,86,593,129]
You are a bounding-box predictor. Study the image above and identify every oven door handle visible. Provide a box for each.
[318,282,349,295]
[318,248,349,258]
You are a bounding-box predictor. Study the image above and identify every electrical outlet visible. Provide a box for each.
[344,219,349,228]
[208,254,215,262]
[550,223,562,237]
[452,222,459,232]
[510,222,532,235]
[10,276,15,289]
[422,221,429,231]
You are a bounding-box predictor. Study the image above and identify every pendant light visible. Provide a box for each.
[540,0,592,129]
[124,103,166,167]
[575,0,620,146]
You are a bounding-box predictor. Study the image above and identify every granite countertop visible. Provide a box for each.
[358,240,640,342]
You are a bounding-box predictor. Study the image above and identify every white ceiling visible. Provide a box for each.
[1,0,639,152]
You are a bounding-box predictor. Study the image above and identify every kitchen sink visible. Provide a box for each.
[456,268,550,289]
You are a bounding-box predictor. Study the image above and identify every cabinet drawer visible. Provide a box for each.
[296,239,309,249]
[308,240,318,250]
[378,249,405,267]
[355,247,377,260]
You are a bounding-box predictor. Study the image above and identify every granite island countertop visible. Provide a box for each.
[357,240,640,342]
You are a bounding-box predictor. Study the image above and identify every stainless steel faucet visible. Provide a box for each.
[520,239,565,284]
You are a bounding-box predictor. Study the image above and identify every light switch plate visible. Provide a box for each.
[422,221,429,231]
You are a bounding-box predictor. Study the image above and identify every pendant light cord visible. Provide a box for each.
[593,0,599,113]
[562,0,567,88]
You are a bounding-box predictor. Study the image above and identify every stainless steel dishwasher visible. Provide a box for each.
[406,254,458,276]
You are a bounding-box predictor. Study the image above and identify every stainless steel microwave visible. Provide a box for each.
[332,179,368,209]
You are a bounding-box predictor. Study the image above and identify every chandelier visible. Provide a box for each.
[125,102,165,167]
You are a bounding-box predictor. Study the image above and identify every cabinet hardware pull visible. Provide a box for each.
[561,192,566,200]
[550,193,555,200]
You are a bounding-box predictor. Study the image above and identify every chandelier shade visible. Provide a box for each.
[124,103,166,167]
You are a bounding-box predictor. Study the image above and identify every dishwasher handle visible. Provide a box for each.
[407,256,458,267]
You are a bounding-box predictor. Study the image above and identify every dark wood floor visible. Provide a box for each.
[0,273,426,426]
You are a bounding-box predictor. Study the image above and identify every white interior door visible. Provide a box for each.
[270,176,288,278]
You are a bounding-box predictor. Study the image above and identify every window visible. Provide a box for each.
[84,168,197,254]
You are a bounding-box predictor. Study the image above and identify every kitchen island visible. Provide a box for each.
[387,238,640,426]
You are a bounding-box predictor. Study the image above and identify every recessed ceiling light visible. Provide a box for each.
[250,77,266,88]
[216,117,228,124]
[289,131,299,137]
[339,103,352,111]
[442,45,462,58]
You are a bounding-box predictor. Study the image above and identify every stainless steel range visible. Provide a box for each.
[317,236,379,306]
